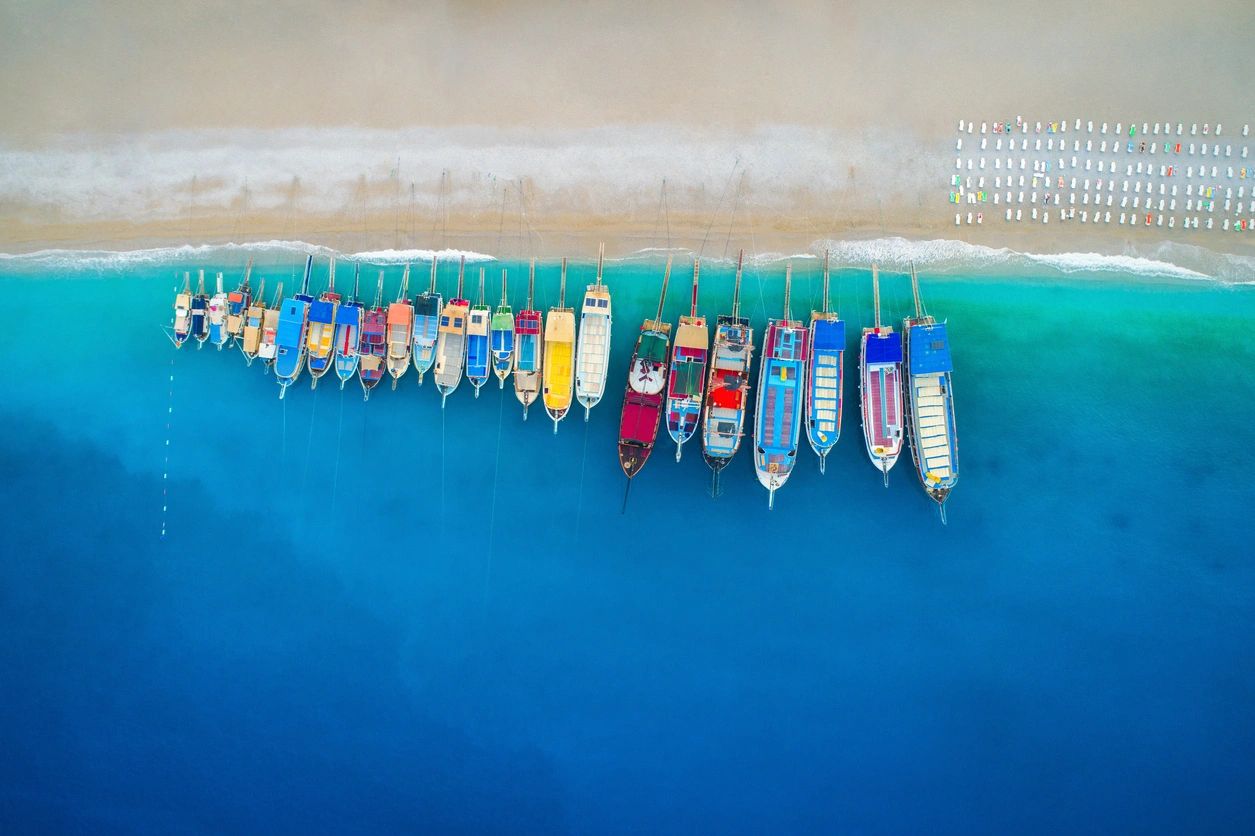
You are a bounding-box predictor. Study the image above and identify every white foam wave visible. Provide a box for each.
[0,241,495,271]
[807,236,1255,283]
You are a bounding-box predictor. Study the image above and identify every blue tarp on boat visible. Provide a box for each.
[812,318,845,350]
[864,331,901,365]
[909,324,953,375]
[309,300,335,323]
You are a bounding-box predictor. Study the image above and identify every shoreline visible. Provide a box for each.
[3,208,1253,284]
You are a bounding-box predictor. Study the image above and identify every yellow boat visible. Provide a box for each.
[542,257,576,433]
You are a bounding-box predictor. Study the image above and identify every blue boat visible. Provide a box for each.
[190,270,209,348]
[752,263,810,509]
[465,268,491,396]
[274,255,314,399]
[171,272,193,347]
[412,258,442,384]
[805,251,845,474]
[490,269,515,389]
[903,264,959,521]
[334,263,364,389]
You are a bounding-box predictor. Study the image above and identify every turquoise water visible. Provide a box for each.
[2,251,1254,833]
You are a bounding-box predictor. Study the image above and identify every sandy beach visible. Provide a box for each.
[3,1,1255,270]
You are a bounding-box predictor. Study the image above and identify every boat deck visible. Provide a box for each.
[911,373,956,483]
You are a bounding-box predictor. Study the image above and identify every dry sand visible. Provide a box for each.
[2,1,1254,264]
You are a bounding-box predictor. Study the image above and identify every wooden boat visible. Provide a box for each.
[256,281,283,368]
[858,264,904,483]
[490,269,515,388]
[805,250,845,473]
[542,258,576,433]
[665,258,709,462]
[434,256,470,406]
[617,257,673,483]
[172,272,193,347]
[306,257,342,388]
[902,263,958,520]
[385,264,414,389]
[466,268,492,396]
[190,270,209,348]
[752,263,809,509]
[512,259,543,419]
[207,272,229,349]
[358,271,388,399]
[333,263,364,389]
[274,255,314,399]
[700,250,754,493]
[239,277,268,365]
[412,257,442,384]
[575,243,612,420]
[224,259,253,345]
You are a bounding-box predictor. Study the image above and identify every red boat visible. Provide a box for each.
[617,257,673,481]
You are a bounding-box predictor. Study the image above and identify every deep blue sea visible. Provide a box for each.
[2,248,1253,834]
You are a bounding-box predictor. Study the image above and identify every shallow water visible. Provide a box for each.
[2,251,1253,833]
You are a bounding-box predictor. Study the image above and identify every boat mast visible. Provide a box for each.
[909,261,923,319]
[183,271,191,292]
[272,281,284,306]
[328,257,336,293]
[500,269,508,306]
[731,249,744,319]
[352,262,360,300]
[559,257,567,307]
[374,271,384,308]
[197,269,205,294]
[429,255,438,293]
[477,267,485,304]
[397,263,410,301]
[243,257,253,287]
[216,271,224,294]
[456,255,465,299]
[527,258,536,308]
[255,278,266,302]
[690,258,700,317]
[872,263,881,330]
[596,242,605,287]
[822,250,831,314]
[783,262,792,320]
[652,256,673,325]
[300,255,312,295]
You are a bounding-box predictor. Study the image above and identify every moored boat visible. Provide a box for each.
[385,264,414,389]
[306,257,342,388]
[542,258,576,433]
[752,263,810,508]
[617,257,673,484]
[207,272,229,349]
[700,249,754,493]
[490,269,515,388]
[805,250,845,473]
[858,264,904,483]
[333,263,363,388]
[172,272,193,347]
[358,271,388,399]
[665,258,709,462]
[902,263,958,520]
[224,259,253,346]
[274,255,314,399]
[512,259,543,419]
[433,256,470,406]
[191,270,209,348]
[575,243,612,420]
[412,257,442,384]
[466,268,491,396]
[256,281,283,369]
[239,277,268,365]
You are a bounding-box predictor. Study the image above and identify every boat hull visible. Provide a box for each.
[752,320,809,500]
[858,330,905,476]
[902,318,958,506]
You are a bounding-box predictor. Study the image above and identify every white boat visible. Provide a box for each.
[574,243,612,420]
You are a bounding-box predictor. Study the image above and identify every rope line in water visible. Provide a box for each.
[484,385,507,606]
[160,349,176,540]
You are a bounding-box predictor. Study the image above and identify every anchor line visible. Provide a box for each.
[698,158,741,260]
[484,384,507,607]
[330,388,346,517]
[160,351,176,540]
